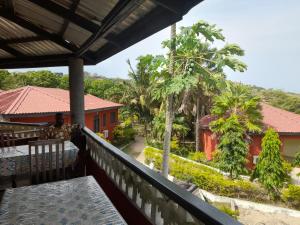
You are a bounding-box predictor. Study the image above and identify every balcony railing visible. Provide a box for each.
[0,121,48,131]
[0,121,241,225]
[82,127,241,225]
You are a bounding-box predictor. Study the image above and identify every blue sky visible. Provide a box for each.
[11,0,300,92]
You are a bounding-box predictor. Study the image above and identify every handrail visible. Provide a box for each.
[0,121,49,127]
[82,127,241,225]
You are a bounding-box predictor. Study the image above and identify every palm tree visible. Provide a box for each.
[210,83,262,134]
[210,83,262,178]
[122,55,161,137]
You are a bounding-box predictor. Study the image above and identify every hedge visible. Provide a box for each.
[282,185,300,209]
[144,146,269,202]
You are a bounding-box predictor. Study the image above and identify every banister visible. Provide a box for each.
[82,126,241,225]
[0,121,49,127]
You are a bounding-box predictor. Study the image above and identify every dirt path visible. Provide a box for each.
[238,208,299,225]
[124,136,145,163]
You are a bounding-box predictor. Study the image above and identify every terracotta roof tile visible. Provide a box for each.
[0,86,122,115]
[200,102,300,133]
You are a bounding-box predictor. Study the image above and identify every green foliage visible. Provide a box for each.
[0,70,127,104]
[146,137,190,157]
[21,71,62,87]
[214,115,249,178]
[157,20,247,101]
[144,146,268,202]
[0,70,64,89]
[150,112,190,141]
[293,152,300,167]
[59,75,69,89]
[85,78,126,102]
[253,128,286,198]
[112,118,136,146]
[283,160,293,174]
[250,86,300,114]
[215,205,239,219]
[187,151,207,163]
[281,185,300,209]
[210,83,262,134]
[0,70,11,89]
[210,83,262,178]
[96,132,110,143]
[121,55,164,136]
[212,149,222,164]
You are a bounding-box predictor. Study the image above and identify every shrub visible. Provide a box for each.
[146,137,190,157]
[144,146,268,202]
[170,137,190,157]
[282,160,293,183]
[283,160,293,174]
[216,205,239,219]
[187,152,207,163]
[282,185,300,209]
[212,115,249,179]
[112,121,136,146]
[96,132,110,143]
[293,152,300,167]
[253,128,286,198]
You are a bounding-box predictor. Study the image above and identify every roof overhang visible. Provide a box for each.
[0,0,203,69]
[2,105,122,118]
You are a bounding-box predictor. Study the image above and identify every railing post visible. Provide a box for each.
[71,126,86,177]
[68,57,85,127]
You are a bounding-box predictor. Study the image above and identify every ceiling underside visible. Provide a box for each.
[0,0,203,69]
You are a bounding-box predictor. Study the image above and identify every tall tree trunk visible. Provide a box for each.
[195,93,201,151]
[195,90,205,151]
[162,23,176,178]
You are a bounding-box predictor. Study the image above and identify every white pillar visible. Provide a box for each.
[68,57,85,127]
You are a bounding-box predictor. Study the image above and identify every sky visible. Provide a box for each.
[10,0,300,92]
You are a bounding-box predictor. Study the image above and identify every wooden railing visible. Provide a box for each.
[0,122,48,146]
[0,121,48,132]
[0,121,74,141]
[82,127,241,225]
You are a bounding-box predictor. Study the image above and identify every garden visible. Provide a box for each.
[1,18,300,219]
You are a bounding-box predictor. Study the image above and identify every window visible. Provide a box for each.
[110,112,116,124]
[253,155,259,164]
[103,130,109,139]
[103,113,106,127]
[93,114,99,132]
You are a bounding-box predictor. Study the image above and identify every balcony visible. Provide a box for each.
[0,1,242,224]
[0,121,240,225]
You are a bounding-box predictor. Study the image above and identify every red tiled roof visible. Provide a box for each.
[200,102,300,133]
[0,86,122,115]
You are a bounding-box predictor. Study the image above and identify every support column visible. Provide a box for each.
[69,57,85,127]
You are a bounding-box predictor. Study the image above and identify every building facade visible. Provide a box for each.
[200,103,300,168]
[0,86,122,140]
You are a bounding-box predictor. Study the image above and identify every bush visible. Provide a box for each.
[144,146,268,202]
[282,185,300,209]
[253,128,286,198]
[112,120,136,146]
[216,205,239,219]
[293,152,300,167]
[283,160,293,174]
[96,132,110,143]
[187,152,207,163]
[146,137,190,157]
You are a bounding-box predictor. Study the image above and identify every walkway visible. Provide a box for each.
[123,136,145,163]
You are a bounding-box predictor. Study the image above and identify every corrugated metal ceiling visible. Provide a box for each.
[0,0,203,68]
[0,17,36,39]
